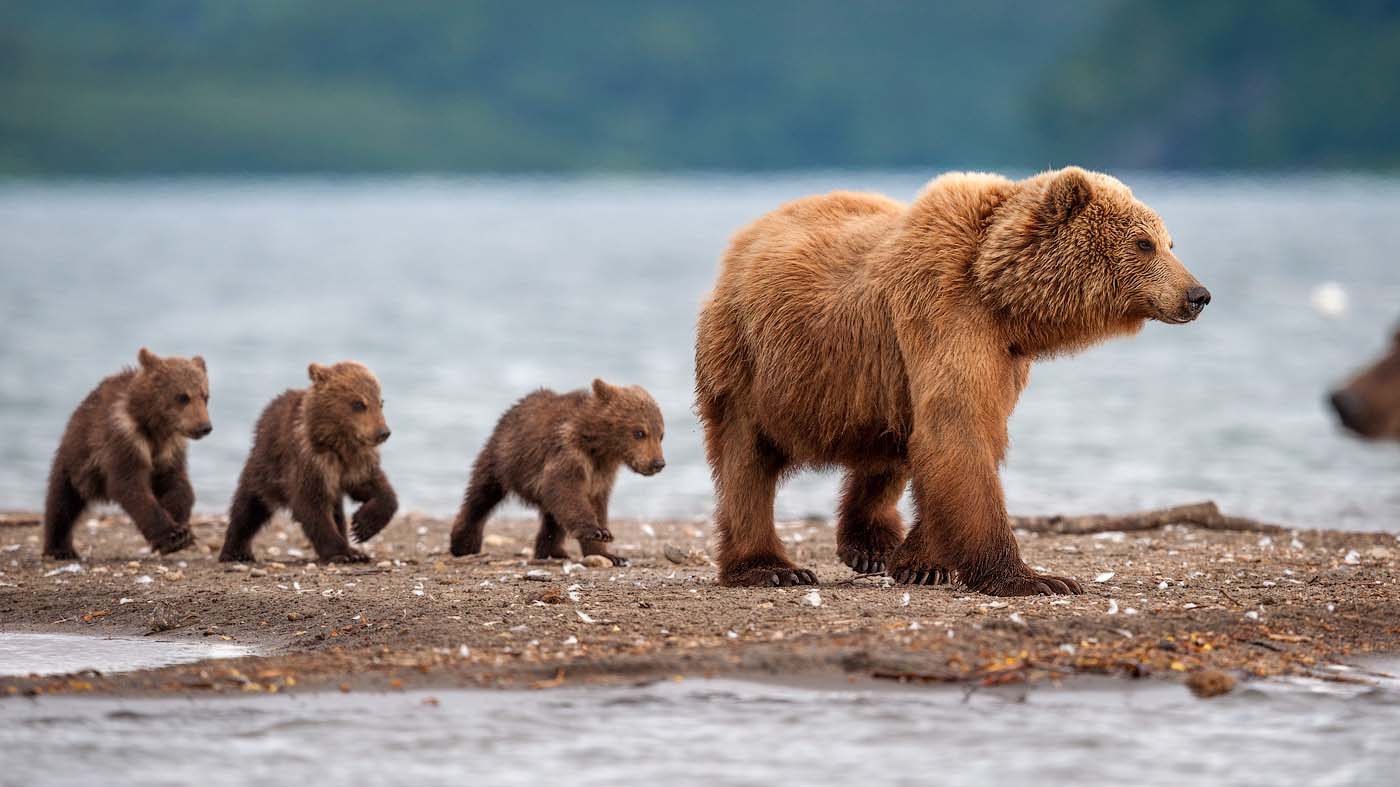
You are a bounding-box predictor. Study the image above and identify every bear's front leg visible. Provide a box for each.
[892,430,1080,595]
[108,464,193,555]
[835,468,907,574]
[290,493,367,563]
[346,468,398,543]
[578,494,628,566]
[152,467,197,554]
[540,460,614,544]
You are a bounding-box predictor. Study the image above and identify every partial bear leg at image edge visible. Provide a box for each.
[835,468,907,574]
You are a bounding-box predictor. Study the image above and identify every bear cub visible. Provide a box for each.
[219,361,398,563]
[44,348,212,559]
[450,379,665,566]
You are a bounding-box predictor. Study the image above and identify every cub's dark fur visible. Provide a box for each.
[450,379,665,565]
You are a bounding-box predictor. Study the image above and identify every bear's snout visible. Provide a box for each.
[190,422,213,439]
[374,427,392,444]
[1330,389,1374,437]
[648,458,666,474]
[1186,286,1211,310]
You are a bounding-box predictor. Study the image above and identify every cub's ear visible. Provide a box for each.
[137,347,160,371]
[191,355,207,373]
[1040,167,1093,226]
[308,363,331,386]
[591,378,615,402]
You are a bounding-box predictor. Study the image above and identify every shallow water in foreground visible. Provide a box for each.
[0,633,256,678]
[3,672,1399,787]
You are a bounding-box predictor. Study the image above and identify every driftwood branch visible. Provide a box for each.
[1011,501,1288,536]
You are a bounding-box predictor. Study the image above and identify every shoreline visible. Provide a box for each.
[2,510,1397,698]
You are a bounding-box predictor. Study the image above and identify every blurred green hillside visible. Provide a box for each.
[2,0,1397,175]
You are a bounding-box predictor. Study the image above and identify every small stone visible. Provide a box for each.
[581,555,613,568]
[524,569,552,581]
[483,534,509,548]
[1186,669,1236,698]
[663,544,689,564]
[249,568,268,578]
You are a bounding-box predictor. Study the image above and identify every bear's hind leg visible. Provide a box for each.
[450,462,505,556]
[43,473,86,560]
[836,468,908,575]
[533,513,572,560]
[220,488,271,563]
[710,418,814,586]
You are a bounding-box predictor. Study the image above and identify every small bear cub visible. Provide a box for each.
[450,379,665,565]
[44,348,212,559]
[219,361,398,563]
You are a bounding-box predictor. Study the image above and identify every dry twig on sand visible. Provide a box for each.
[1011,501,1287,536]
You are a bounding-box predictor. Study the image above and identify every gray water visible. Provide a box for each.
[3,673,1399,787]
[2,174,1399,527]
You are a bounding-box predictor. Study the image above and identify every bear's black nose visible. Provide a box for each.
[192,423,213,439]
[1186,286,1212,309]
[1330,389,1370,434]
[375,428,392,444]
[649,459,666,473]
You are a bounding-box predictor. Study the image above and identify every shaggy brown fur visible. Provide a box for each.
[695,166,1210,595]
[449,379,665,565]
[219,361,397,563]
[1332,326,1400,440]
[44,348,212,559]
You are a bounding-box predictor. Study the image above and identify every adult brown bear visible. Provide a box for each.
[694,167,1210,595]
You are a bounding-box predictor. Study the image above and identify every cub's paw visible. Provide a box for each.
[971,570,1082,597]
[837,544,896,575]
[218,546,255,564]
[154,528,196,555]
[720,564,818,587]
[325,548,370,564]
[351,512,388,543]
[587,552,629,567]
[449,536,482,557]
[43,547,81,561]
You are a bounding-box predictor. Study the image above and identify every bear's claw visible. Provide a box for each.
[892,567,952,585]
[723,566,818,587]
[839,549,890,575]
[971,572,1083,596]
[325,548,370,564]
[44,547,80,561]
[218,547,255,564]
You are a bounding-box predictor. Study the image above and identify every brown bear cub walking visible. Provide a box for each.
[219,361,397,564]
[43,348,212,559]
[450,379,665,566]
[1332,325,1400,440]
[696,166,1210,594]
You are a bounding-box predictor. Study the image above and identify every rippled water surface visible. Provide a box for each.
[2,175,1399,526]
[3,674,1399,787]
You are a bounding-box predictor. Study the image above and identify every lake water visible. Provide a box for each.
[2,174,1399,528]
[3,672,1399,787]
[0,632,256,678]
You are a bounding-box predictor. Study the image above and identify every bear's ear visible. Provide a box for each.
[591,378,615,402]
[1040,167,1093,226]
[308,363,331,386]
[190,355,207,373]
[137,347,161,371]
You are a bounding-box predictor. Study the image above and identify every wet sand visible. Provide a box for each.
[1,510,1397,697]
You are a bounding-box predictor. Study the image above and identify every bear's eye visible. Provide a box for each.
[351,400,368,413]
[633,429,646,440]
[1135,239,1155,253]
[176,393,191,406]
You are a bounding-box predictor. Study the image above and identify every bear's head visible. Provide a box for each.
[587,378,666,476]
[1331,326,1400,440]
[129,347,212,440]
[975,166,1209,355]
[305,361,391,453]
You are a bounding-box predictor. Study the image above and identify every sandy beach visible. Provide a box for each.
[1,507,1397,698]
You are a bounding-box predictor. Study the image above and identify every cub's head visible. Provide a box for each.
[132,347,211,440]
[306,361,390,450]
[590,378,665,476]
[1331,327,1400,441]
[976,166,1209,354]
